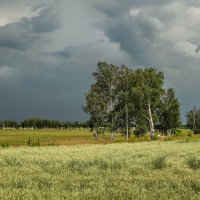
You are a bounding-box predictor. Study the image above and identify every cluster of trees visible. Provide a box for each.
[84,62,181,140]
[0,120,18,129]
[186,107,200,133]
[0,119,90,129]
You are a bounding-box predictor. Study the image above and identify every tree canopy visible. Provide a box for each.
[84,62,181,140]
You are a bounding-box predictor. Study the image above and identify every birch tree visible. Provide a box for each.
[159,88,181,135]
[135,68,164,139]
[93,62,120,140]
[186,107,200,133]
[83,84,106,139]
[117,66,135,141]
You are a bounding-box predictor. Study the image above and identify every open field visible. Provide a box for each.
[0,141,199,199]
[0,129,200,146]
[0,129,95,146]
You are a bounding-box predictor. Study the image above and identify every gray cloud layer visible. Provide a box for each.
[0,0,200,121]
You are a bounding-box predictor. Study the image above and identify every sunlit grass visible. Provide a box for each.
[1,129,200,146]
[0,129,93,146]
[0,141,199,199]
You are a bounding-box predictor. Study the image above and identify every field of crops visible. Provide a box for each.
[0,140,199,199]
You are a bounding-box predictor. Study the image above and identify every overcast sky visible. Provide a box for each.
[0,0,200,121]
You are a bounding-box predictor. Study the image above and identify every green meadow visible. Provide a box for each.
[0,141,199,199]
[0,129,93,146]
[0,129,200,146]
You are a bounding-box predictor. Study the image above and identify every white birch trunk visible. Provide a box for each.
[94,127,98,140]
[125,103,129,141]
[110,114,115,141]
[148,101,155,139]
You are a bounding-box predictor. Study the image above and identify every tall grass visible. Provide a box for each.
[0,141,199,199]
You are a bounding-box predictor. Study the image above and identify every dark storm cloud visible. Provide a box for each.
[52,48,73,58]
[102,12,162,65]
[0,23,38,50]
[0,5,60,51]
[1,0,200,122]
[22,8,61,33]
[94,0,174,18]
[94,0,200,121]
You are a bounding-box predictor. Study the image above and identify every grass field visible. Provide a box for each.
[0,129,200,146]
[0,129,95,146]
[0,140,199,199]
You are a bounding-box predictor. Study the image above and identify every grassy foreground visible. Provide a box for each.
[0,141,199,199]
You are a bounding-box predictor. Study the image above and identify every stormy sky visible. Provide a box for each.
[0,0,200,122]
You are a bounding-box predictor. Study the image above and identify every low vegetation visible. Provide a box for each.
[0,141,199,199]
[0,129,200,146]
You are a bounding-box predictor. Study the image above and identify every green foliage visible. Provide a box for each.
[151,156,167,170]
[0,120,19,129]
[194,129,200,134]
[134,124,148,137]
[27,137,31,146]
[154,132,161,140]
[159,88,181,133]
[84,62,120,139]
[1,142,9,148]
[175,129,193,136]
[0,119,90,130]
[21,118,89,129]
[186,130,193,137]
[84,62,181,140]
[186,106,200,132]
[175,129,184,136]
[186,156,200,170]
[27,137,40,146]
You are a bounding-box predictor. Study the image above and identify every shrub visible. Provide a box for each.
[175,129,192,137]
[134,125,148,137]
[1,142,9,148]
[154,132,161,140]
[27,137,40,146]
[194,129,200,134]
[187,130,193,137]
[151,156,167,170]
[186,157,200,170]
[27,137,31,146]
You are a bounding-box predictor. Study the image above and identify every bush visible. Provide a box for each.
[175,129,193,137]
[194,129,200,134]
[151,156,167,170]
[27,137,40,146]
[187,157,200,170]
[154,132,161,140]
[134,125,148,137]
[1,142,9,148]
[175,129,185,136]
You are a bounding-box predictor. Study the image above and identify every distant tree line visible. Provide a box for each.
[84,62,181,140]
[0,119,90,129]
[186,106,200,134]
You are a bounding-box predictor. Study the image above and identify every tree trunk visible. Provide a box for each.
[125,102,129,141]
[109,94,115,141]
[148,101,155,139]
[167,129,171,137]
[110,114,115,141]
[193,112,196,134]
[94,127,98,140]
